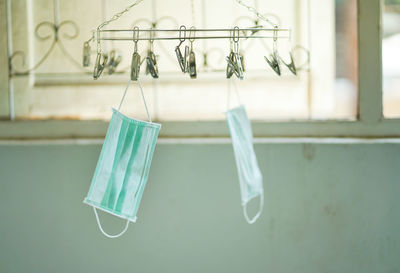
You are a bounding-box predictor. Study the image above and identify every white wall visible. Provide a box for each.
[0,142,399,273]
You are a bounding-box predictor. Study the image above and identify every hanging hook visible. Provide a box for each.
[189,27,195,51]
[133,26,139,51]
[233,26,244,80]
[93,27,109,79]
[178,25,186,46]
[226,27,243,80]
[187,26,197,79]
[175,25,189,73]
[236,26,246,73]
[145,28,159,78]
[149,29,155,52]
[226,29,236,79]
[264,26,281,76]
[131,26,141,81]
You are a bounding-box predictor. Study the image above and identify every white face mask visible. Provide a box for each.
[84,80,161,238]
[226,82,264,224]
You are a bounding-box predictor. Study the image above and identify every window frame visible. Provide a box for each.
[1,0,399,139]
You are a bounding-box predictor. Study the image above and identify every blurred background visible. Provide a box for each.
[1,1,400,273]
[6,0,362,121]
[383,0,400,117]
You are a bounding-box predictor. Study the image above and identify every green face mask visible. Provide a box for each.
[226,81,264,224]
[84,80,160,238]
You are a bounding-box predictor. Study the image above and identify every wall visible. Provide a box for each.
[0,141,399,273]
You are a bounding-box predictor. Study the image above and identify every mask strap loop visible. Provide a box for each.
[137,79,152,122]
[93,207,130,238]
[226,78,242,110]
[117,79,152,122]
[243,192,264,224]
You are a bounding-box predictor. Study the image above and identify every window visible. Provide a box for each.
[5,0,357,121]
[1,0,399,138]
[383,0,400,118]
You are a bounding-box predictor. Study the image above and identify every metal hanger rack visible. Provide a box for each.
[86,0,299,80]
[4,0,309,121]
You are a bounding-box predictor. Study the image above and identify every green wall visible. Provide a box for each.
[0,142,399,273]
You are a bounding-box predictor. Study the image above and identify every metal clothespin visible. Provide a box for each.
[83,30,94,67]
[107,50,122,75]
[226,30,235,79]
[93,53,108,80]
[175,25,189,73]
[264,26,281,76]
[226,54,235,79]
[82,42,91,67]
[280,52,297,75]
[130,26,141,81]
[249,19,263,36]
[280,31,297,75]
[145,30,159,78]
[239,50,245,72]
[187,27,197,79]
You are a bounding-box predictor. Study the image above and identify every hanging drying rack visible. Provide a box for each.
[85,0,301,80]
[4,0,309,121]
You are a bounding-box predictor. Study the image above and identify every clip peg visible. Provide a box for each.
[93,53,108,80]
[83,42,91,67]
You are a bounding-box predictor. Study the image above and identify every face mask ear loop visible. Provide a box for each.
[231,79,242,105]
[226,79,242,110]
[226,80,232,110]
[243,192,264,224]
[118,80,132,111]
[137,79,152,123]
[117,79,152,123]
[93,207,130,238]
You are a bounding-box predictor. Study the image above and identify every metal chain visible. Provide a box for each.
[190,0,196,26]
[96,0,145,53]
[97,0,145,30]
[234,0,278,28]
[94,0,277,52]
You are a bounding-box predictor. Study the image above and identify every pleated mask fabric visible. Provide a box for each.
[84,80,160,238]
[226,80,264,224]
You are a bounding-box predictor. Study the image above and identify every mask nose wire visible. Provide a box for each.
[117,79,152,123]
[93,207,130,238]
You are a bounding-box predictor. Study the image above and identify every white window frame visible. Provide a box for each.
[0,0,398,139]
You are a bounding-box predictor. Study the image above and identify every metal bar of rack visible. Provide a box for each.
[100,28,291,32]
[98,28,291,41]
[99,36,289,41]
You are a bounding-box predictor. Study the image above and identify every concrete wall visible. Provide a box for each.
[0,141,399,273]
